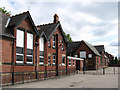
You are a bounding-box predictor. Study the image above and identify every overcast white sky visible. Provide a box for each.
[1,0,119,57]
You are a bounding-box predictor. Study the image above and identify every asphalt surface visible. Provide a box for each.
[3,67,119,88]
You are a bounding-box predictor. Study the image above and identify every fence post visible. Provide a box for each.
[22,72,24,84]
[12,72,14,85]
[103,68,105,75]
[113,67,115,74]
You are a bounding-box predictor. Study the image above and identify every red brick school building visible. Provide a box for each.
[0,11,112,85]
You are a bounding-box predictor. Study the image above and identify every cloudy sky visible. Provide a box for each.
[1,0,119,57]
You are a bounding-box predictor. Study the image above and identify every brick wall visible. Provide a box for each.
[73,41,100,70]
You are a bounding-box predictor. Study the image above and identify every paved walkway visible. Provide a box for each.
[3,67,119,88]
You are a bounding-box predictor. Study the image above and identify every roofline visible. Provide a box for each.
[39,31,47,40]
[73,40,101,56]
[47,23,60,41]
[8,11,38,34]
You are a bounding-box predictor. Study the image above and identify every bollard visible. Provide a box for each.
[113,67,115,74]
[103,68,105,75]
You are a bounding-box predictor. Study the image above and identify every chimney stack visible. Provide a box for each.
[53,14,59,23]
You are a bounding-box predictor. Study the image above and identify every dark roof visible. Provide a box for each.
[67,41,81,55]
[8,11,37,33]
[94,45,105,53]
[37,23,58,39]
[0,12,14,38]
[71,40,101,56]
[83,40,101,56]
[37,22,67,45]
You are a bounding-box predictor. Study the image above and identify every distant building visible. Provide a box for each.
[67,40,101,70]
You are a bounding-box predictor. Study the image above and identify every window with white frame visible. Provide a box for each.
[39,37,44,64]
[80,51,86,58]
[61,40,64,50]
[48,55,51,65]
[88,54,92,58]
[26,33,33,64]
[62,56,65,65]
[73,60,75,66]
[69,59,71,66]
[16,29,24,63]
[53,36,55,48]
[53,54,56,65]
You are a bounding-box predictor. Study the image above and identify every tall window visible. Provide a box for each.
[80,51,86,59]
[62,56,65,65]
[69,59,71,66]
[53,36,55,48]
[73,60,75,66]
[48,55,51,65]
[53,54,56,65]
[26,33,33,64]
[16,29,24,63]
[39,37,44,65]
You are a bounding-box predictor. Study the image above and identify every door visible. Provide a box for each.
[76,60,80,70]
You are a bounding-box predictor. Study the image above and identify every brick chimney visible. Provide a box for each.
[53,14,59,23]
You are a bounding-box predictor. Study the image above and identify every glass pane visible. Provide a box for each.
[16,55,23,61]
[39,51,44,56]
[27,49,33,55]
[27,33,33,49]
[40,58,44,62]
[39,37,44,51]
[53,36,55,41]
[62,56,65,63]
[27,56,32,62]
[80,51,86,58]
[53,59,55,63]
[16,29,24,47]
[16,47,24,54]
[53,42,55,47]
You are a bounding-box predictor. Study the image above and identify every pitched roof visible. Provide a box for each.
[8,11,37,33]
[67,41,81,55]
[83,40,101,56]
[0,12,14,38]
[37,22,67,45]
[94,45,105,53]
[37,23,58,39]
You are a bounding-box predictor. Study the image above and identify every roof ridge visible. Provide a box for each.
[94,45,104,46]
[11,11,29,17]
[37,23,55,27]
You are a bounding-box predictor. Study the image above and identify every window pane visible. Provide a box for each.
[80,51,86,58]
[40,37,44,51]
[16,55,23,61]
[27,49,33,55]
[48,56,50,64]
[27,56,33,62]
[40,58,44,62]
[16,47,24,54]
[27,33,33,49]
[73,60,75,66]
[53,55,55,64]
[53,36,55,41]
[16,29,24,47]
[39,51,44,56]
[88,54,92,58]
[62,56,65,63]
[69,59,71,66]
